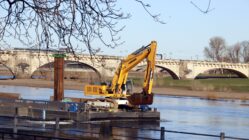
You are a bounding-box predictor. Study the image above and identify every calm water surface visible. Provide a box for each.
[0,85,249,139]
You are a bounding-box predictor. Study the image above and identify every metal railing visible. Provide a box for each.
[111,126,249,140]
[0,116,249,140]
[0,130,75,140]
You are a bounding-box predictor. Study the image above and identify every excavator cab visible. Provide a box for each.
[124,80,133,94]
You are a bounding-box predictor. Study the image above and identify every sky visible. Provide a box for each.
[99,0,249,60]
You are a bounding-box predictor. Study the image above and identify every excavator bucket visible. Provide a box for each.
[127,93,154,105]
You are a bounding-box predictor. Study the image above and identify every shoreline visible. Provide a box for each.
[0,79,248,101]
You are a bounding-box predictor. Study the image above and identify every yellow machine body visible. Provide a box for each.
[84,85,126,98]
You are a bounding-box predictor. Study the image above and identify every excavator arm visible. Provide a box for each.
[111,41,157,95]
[126,41,157,105]
[84,41,157,105]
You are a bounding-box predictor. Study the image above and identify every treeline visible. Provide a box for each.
[204,37,249,63]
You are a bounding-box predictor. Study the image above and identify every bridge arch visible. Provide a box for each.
[134,64,180,79]
[65,60,101,79]
[31,60,101,80]
[155,65,180,79]
[193,68,248,79]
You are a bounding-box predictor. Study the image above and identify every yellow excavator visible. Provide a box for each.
[84,41,157,106]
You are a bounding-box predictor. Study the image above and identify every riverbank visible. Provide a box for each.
[0,79,248,101]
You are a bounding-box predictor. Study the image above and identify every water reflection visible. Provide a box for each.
[0,85,249,139]
[60,120,160,140]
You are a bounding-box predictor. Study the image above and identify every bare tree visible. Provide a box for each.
[226,43,241,63]
[204,37,226,61]
[241,41,249,62]
[0,0,163,55]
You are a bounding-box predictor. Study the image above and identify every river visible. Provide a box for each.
[0,85,248,139]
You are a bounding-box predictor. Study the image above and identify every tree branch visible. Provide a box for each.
[190,0,215,14]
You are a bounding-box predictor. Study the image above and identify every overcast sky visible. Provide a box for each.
[99,0,249,60]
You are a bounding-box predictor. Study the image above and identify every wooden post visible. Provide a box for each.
[220,132,225,140]
[53,54,66,101]
[160,127,165,140]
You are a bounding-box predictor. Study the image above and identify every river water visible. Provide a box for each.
[0,85,249,139]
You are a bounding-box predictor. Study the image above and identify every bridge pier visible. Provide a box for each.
[6,65,31,79]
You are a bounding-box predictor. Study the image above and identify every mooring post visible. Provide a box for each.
[41,109,46,129]
[13,107,18,138]
[42,109,46,120]
[14,116,18,130]
[220,132,225,140]
[53,53,66,101]
[55,117,60,130]
[54,117,60,138]
[160,127,165,140]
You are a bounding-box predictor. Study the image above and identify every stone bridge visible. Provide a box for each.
[0,49,249,79]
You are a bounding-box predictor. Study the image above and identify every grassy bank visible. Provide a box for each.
[131,77,249,93]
